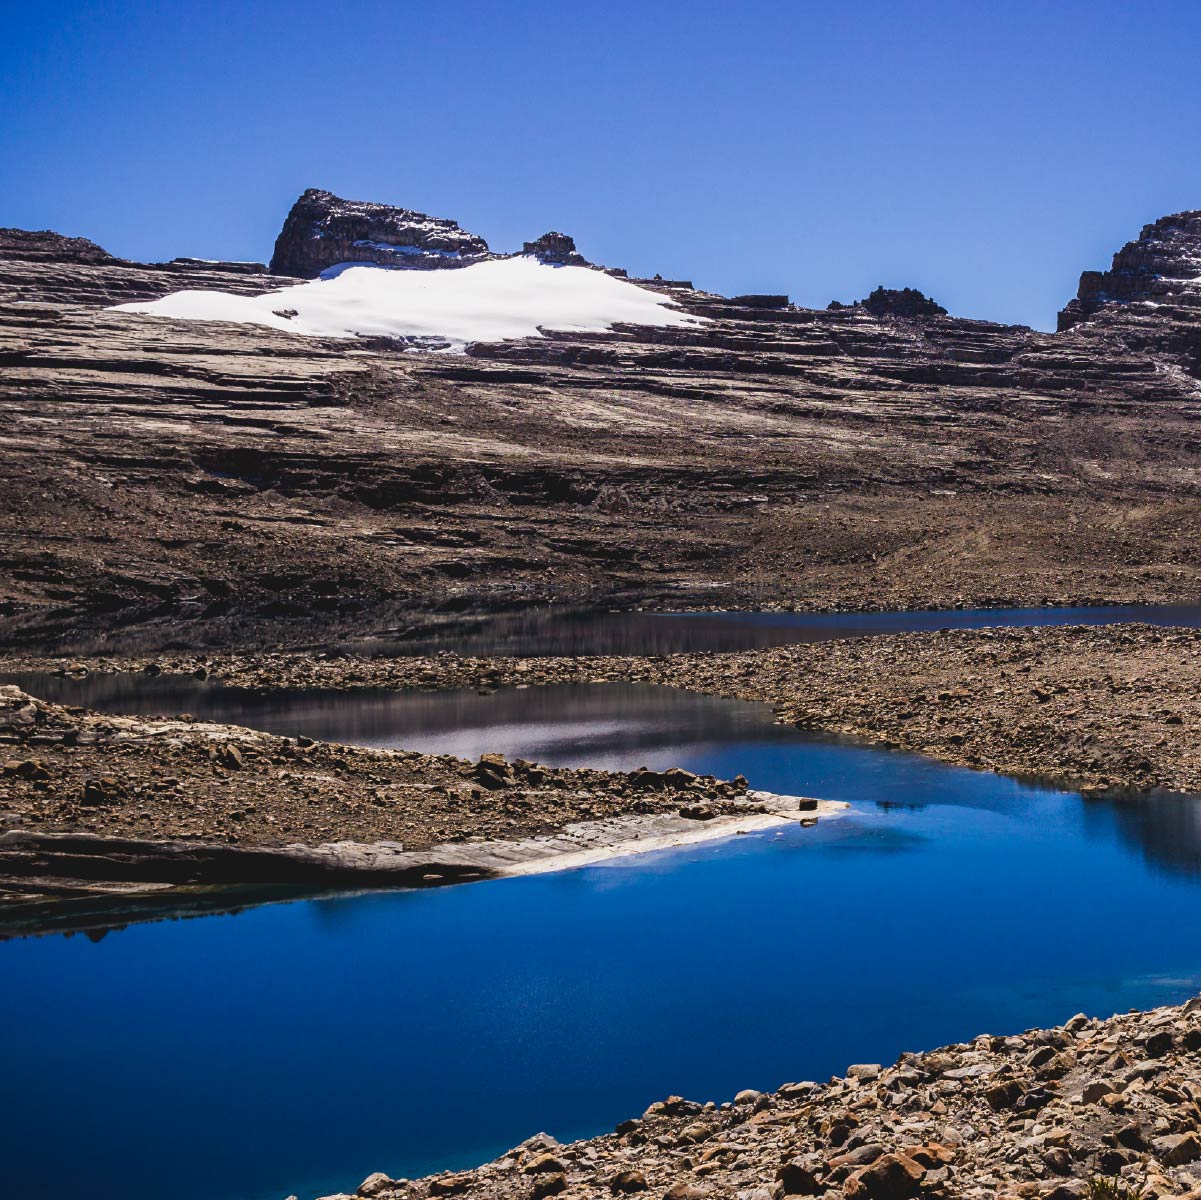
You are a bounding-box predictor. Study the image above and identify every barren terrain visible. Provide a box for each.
[5,212,1201,652]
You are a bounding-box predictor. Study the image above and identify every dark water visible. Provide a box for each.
[358,603,1201,657]
[5,676,1201,1200]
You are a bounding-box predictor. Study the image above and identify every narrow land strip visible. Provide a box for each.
[10,621,1201,795]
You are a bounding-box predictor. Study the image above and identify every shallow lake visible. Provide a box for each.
[5,649,1201,1200]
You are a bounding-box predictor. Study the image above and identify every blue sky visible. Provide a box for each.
[4,0,1201,330]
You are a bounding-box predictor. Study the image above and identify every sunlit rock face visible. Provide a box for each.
[1059,210,1201,331]
[269,187,494,277]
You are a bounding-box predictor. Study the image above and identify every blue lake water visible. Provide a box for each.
[4,669,1201,1200]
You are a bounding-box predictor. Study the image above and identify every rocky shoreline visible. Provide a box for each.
[318,995,1201,1200]
[10,620,1201,797]
[0,684,839,913]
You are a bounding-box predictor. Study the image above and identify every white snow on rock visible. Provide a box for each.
[112,257,701,351]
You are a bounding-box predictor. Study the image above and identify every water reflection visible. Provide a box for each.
[8,672,1201,889]
[351,603,1201,657]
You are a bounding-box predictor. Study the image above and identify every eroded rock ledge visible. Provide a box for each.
[319,995,1201,1200]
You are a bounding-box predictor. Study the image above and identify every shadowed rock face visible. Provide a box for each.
[268,187,493,277]
[828,286,947,318]
[521,231,588,266]
[1059,210,1201,331]
[0,227,123,266]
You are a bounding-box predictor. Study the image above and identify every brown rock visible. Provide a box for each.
[609,1170,648,1193]
[530,1174,567,1200]
[844,1153,926,1200]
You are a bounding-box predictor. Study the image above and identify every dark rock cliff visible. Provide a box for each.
[521,232,588,266]
[269,188,493,277]
[829,286,947,318]
[1059,210,1201,331]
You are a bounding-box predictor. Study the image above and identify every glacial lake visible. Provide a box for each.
[6,626,1201,1200]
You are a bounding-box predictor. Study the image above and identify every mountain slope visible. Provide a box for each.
[3,194,1201,650]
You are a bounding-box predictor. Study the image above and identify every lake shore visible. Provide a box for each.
[322,994,1201,1200]
[9,621,1201,796]
[0,684,840,910]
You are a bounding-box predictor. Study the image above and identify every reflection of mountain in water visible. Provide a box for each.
[350,604,1201,659]
[1083,792,1201,879]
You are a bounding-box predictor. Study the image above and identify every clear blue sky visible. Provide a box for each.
[4,0,1201,330]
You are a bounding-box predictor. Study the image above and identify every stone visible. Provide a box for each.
[218,744,244,769]
[985,1079,1024,1110]
[2,759,49,781]
[80,776,124,806]
[530,1174,566,1199]
[843,1152,926,1200]
[663,1186,710,1200]
[847,1064,882,1082]
[1042,1147,1072,1175]
[608,1169,648,1193]
[356,1174,395,1197]
[522,1154,567,1175]
[1156,1132,1201,1165]
[1144,1030,1175,1057]
[776,1159,821,1194]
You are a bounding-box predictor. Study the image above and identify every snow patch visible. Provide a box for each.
[112,257,701,351]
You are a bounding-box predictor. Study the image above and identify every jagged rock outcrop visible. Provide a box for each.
[521,231,588,266]
[269,187,493,277]
[1059,210,1201,331]
[0,227,123,266]
[829,286,947,318]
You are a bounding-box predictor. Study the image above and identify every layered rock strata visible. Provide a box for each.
[5,200,1201,649]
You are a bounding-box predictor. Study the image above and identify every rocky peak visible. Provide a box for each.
[521,232,588,266]
[829,286,947,319]
[0,227,123,266]
[1059,210,1201,331]
[269,188,492,278]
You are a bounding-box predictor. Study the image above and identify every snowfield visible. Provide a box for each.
[112,257,702,350]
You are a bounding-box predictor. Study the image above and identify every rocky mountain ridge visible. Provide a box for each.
[5,193,1201,649]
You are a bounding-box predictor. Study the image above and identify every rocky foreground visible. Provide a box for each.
[320,996,1201,1200]
[20,621,1201,796]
